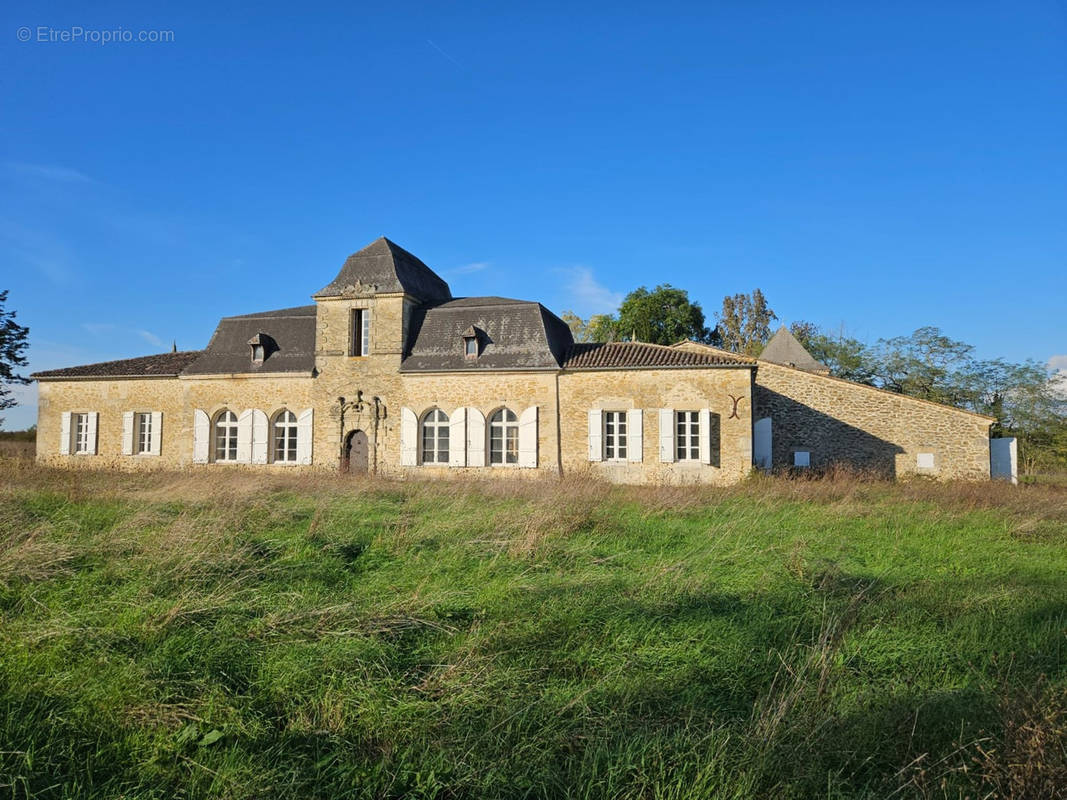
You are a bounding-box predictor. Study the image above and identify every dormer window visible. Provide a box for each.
[462,325,480,359]
[248,333,273,365]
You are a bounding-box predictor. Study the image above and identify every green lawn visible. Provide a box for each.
[1,465,1065,799]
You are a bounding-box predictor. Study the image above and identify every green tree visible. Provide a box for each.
[560,311,620,343]
[716,289,776,355]
[613,285,712,345]
[789,321,876,384]
[871,326,974,405]
[563,285,713,345]
[0,290,30,428]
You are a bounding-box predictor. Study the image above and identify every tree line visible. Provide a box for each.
[562,285,1067,474]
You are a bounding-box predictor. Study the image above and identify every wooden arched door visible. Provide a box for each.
[342,429,369,474]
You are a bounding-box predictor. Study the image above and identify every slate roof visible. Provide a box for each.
[182,305,317,376]
[401,297,573,372]
[32,351,204,380]
[759,327,829,373]
[314,237,452,302]
[564,341,753,370]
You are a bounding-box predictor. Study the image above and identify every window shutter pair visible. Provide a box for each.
[121,411,164,456]
[61,413,98,456]
[588,409,643,463]
[449,408,467,467]
[250,410,269,464]
[658,408,713,465]
[62,412,99,455]
[466,408,486,467]
[237,410,255,463]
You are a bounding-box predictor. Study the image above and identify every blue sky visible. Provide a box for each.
[2,1,1065,429]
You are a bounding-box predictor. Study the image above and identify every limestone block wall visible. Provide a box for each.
[36,378,188,469]
[557,367,755,485]
[314,293,412,361]
[391,371,561,478]
[36,375,318,470]
[753,361,992,479]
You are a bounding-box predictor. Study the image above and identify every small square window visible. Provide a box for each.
[464,337,477,357]
[793,451,810,468]
[251,344,264,362]
[917,452,935,469]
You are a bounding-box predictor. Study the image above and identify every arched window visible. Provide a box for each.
[421,408,449,464]
[489,408,518,465]
[273,409,298,463]
[214,410,238,462]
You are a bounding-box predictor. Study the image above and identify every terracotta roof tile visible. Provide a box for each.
[32,351,204,380]
[563,342,752,370]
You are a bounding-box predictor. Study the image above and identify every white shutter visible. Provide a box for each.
[122,411,135,455]
[699,408,711,465]
[754,417,772,471]
[587,409,603,462]
[448,407,467,467]
[466,408,486,467]
[86,413,98,455]
[297,408,313,464]
[193,409,210,463]
[518,406,538,468]
[400,407,418,466]
[236,409,253,463]
[251,409,268,464]
[59,412,71,455]
[658,409,675,463]
[149,412,162,456]
[627,409,643,463]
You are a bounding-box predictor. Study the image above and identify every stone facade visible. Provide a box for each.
[33,237,995,484]
[752,361,992,480]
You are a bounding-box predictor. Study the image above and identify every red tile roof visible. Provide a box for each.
[563,342,752,370]
[32,351,203,380]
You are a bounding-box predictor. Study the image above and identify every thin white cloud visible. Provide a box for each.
[82,323,164,349]
[8,161,92,183]
[556,266,623,316]
[447,261,490,275]
[137,329,164,347]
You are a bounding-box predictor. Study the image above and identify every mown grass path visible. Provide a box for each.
[1,465,1065,798]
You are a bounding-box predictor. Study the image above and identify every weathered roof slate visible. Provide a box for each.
[314,237,452,302]
[182,305,317,376]
[564,341,753,370]
[759,327,829,373]
[32,351,204,380]
[401,298,573,372]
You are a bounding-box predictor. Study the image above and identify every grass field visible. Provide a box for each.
[1,461,1065,799]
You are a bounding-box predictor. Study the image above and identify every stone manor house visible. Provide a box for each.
[33,237,1008,484]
